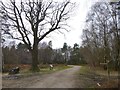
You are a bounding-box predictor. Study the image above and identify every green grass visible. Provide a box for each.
[77,65,97,88]
[2,64,72,78]
[77,65,94,75]
[20,64,72,75]
[93,67,118,77]
[79,65,118,77]
[78,65,119,88]
[3,64,72,78]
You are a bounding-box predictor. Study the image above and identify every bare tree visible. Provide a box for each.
[0,0,75,71]
[82,2,115,67]
[82,1,120,71]
[109,2,120,71]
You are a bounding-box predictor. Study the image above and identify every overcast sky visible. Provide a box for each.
[48,0,117,49]
[2,0,114,49]
[42,0,99,49]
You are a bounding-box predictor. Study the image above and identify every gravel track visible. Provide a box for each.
[2,66,81,88]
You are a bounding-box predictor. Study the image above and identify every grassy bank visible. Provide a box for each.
[78,65,119,88]
[3,64,72,76]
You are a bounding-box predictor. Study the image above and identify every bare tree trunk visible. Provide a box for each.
[31,43,40,72]
[31,50,39,72]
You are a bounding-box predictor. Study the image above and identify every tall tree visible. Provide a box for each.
[0,0,75,71]
[53,49,64,64]
[61,42,68,64]
[110,1,120,70]
[69,43,81,65]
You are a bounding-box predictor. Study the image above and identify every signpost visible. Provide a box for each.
[100,60,111,80]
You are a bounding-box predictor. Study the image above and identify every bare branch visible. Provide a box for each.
[1,0,74,51]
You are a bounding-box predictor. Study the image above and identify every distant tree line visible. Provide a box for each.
[2,41,86,68]
[2,42,32,65]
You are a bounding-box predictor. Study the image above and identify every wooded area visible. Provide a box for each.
[0,0,120,73]
[1,0,120,88]
[81,1,120,71]
[2,41,86,72]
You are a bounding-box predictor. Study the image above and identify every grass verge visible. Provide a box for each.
[3,64,72,76]
[78,65,119,88]
[2,64,73,80]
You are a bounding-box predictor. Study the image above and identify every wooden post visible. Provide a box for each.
[100,62,110,80]
[107,60,110,81]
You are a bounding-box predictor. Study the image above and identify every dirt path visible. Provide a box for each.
[2,66,81,88]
